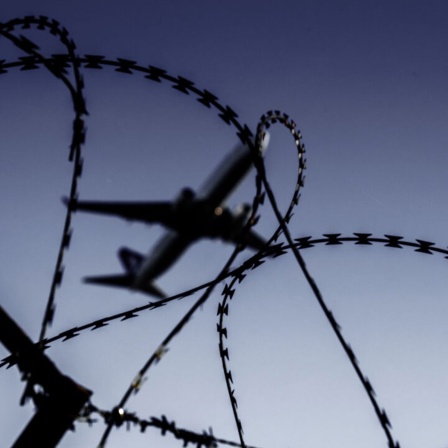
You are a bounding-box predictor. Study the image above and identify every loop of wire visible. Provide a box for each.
[4,16,443,448]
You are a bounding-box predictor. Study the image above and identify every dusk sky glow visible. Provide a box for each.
[1,2,448,447]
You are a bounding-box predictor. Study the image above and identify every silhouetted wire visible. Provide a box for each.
[80,402,261,448]
[0,22,269,446]
[0,43,427,448]
[216,113,401,447]
[0,17,87,347]
[2,18,438,447]
[242,117,400,447]
[0,233,443,369]
[0,17,88,408]
[97,118,270,448]
[98,251,243,446]
[217,112,305,443]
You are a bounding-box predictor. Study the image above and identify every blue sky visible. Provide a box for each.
[1,1,448,447]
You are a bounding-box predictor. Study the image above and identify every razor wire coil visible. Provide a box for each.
[2,16,443,448]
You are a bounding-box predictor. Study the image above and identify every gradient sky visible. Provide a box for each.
[1,1,448,447]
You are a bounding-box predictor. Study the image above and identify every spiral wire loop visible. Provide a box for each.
[3,15,444,447]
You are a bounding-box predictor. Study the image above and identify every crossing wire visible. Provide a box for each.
[2,16,443,447]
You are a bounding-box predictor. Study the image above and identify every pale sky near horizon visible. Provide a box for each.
[1,2,448,447]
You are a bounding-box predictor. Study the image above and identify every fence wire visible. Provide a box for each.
[3,15,443,448]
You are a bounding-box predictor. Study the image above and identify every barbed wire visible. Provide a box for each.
[0,17,88,411]
[78,402,262,448]
[217,111,306,445]
[2,16,441,447]
[0,31,270,444]
[217,107,402,446]
[0,16,87,351]
[1,232,445,372]
[96,113,275,445]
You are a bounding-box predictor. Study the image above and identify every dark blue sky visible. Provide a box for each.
[1,2,448,447]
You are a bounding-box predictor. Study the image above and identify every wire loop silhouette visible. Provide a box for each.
[4,15,444,448]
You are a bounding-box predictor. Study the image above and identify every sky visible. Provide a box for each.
[1,1,448,447]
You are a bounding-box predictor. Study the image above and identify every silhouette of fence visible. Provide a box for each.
[2,15,444,447]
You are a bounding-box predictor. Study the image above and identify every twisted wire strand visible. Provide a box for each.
[0,42,266,447]
[1,28,440,446]
[79,402,262,448]
[242,117,401,447]
[0,19,88,411]
[0,17,88,350]
[98,266,237,446]
[0,16,87,119]
[97,126,271,447]
[217,112,305,445]
[0,50,253,426]
[0,233,444,367]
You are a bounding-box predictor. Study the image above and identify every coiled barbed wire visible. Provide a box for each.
[2,16,442,447]
[0,32,409,442]
[0,17,88,409]
[217,111,306,446]
[1,232,445,370]
[0,16,87,351]
[96,117,273,447]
